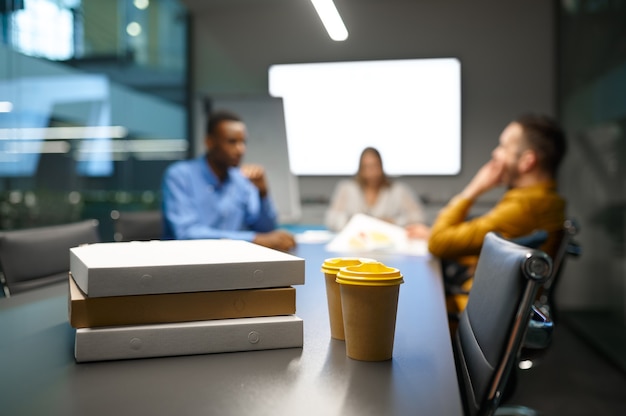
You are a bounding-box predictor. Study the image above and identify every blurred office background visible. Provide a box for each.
[0,0,624,370]
[0,0,188,238]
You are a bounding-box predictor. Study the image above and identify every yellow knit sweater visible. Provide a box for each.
[428,180,566,313]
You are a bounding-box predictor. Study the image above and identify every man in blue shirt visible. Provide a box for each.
[162,110,296,251]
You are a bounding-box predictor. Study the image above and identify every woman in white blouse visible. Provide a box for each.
[325,147,431,238]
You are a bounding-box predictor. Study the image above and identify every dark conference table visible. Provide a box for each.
[0,242,463,416]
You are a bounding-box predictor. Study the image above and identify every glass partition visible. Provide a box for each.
[0,0,189,240]
[558,0,626,351]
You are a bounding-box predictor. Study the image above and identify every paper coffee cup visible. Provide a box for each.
[321,257,375,340]
[336,262,404,361]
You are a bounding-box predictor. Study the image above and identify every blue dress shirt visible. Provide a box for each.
[161,155,278,240]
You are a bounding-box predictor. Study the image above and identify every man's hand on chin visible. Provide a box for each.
[461,159,505,200]
[241,164,268,197]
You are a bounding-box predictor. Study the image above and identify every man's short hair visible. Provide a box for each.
[206,110,242,136]
[515,113,567,177]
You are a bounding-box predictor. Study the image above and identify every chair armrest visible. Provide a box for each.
[523,305,553,350]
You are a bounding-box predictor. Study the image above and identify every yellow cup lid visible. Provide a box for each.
[335,262,404,286]
[321,257,376,275]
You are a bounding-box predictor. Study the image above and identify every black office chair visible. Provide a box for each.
[0,219,101,297]
[111,209,162,242]
[453,232,553,416]
[519,219,581,368]
[443,229,549,295]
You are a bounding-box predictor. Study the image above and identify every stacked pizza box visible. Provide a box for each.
[68,239,305,363]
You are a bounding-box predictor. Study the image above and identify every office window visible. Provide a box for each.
[0,0,190,237]
[11,0,75,60]
[269,58,461,176]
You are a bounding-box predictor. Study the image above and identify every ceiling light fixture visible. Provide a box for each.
[133,0,149,10]
[310,0,348,41]
[126,22,142,37]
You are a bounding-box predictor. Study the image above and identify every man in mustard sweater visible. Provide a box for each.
[428,114,567,315]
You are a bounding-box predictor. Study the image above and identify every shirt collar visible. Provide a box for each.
[200,154,236,187]
[507,179,558,195]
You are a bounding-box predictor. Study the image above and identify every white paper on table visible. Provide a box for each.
[294,229,335,244]
[325,213,429,256]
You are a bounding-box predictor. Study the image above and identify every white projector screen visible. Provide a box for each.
[268,58,461,176]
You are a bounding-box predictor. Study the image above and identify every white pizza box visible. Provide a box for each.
[69,239,305,297]
[74,315,303,363]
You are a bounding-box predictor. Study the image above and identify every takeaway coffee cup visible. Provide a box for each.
[321,257,375,340]
[336,261,404,361]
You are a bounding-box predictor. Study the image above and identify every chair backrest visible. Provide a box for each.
[453,232,553,416]
[443,229,549,297]
[510,229,548,250]
[0,219,101,296]
[111,210,162,242]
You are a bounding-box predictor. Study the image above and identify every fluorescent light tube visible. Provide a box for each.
[311,0,348,41]
[0,126,128,140]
